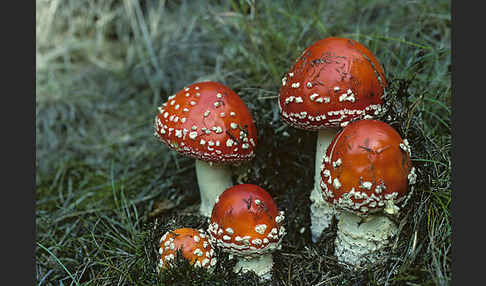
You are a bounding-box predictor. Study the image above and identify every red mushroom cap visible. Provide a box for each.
[279,37,387,130]
[154,81,258,163]
[320,119,416,216]
[158,228,216,270]
[208,184,285,257]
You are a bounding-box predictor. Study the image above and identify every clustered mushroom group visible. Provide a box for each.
[152,37,418,280]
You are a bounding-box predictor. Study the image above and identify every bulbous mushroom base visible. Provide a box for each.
[309,186,336,242]
[233,254,273,280]
[334,211,398,267]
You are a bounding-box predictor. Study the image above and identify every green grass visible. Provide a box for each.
[36,0,451,285]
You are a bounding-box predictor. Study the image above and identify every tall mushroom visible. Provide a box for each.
[157,227,216,271]
[207,184,286,280]
[154,81,258,217]
[278,37,387,241]
[320,119,417,267]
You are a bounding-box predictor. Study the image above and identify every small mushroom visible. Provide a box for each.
[279,37,388,241]
[320,119,416,267]
[157,228,216,271]
[207,184,286,280]
[154,81,258,217]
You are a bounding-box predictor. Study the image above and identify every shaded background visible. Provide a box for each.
[36,0,451,285]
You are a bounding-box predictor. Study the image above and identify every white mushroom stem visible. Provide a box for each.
[195,160,233,217]
[334,211,398,267]
[233,254,273,280]
[310,128,338,242]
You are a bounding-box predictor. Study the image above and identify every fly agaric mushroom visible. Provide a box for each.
[154,81,258,217]
[320,119,417,267]
[278,37,387,241]
[157,227,217,271]
[207,184,286,279]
